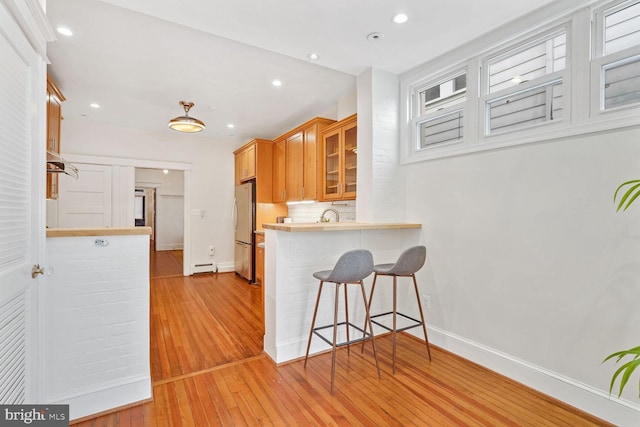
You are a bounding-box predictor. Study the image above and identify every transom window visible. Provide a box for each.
[603,0,640,55]
[594,0,640,111]
[401,0,640,163]
[413,72,467,149]
[483,29,567,136]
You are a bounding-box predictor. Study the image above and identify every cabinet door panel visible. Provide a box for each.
[303,125,317,200]
[285,132,303,201]
[272,139,286,202]
[244,144,256,179]
[342,121,357,199]
[322,129,341,200]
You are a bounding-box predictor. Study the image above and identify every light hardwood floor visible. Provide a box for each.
[72,271,611,426]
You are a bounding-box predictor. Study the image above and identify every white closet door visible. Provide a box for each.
[0,1,45,404]
[58,163,113,228]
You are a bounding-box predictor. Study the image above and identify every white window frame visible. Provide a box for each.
[400,0,640,164]
[480,25,571,138]
[590,0,640,118]
[410,68,468,154]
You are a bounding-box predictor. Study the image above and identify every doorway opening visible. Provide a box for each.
[135,167,185,278]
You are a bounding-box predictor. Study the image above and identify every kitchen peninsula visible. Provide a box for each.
[262,222,422,363]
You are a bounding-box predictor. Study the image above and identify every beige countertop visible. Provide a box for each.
[46,227,152,238]
[262,222,421,232]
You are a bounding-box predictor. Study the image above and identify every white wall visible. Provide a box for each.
[399,122,640,422]
[61,119,235,272]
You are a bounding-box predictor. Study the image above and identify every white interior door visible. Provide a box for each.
[0,1,47,404]
[58,163,112,228]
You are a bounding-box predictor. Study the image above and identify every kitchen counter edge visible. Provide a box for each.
[262,222,421,232]
[46,227,152,238]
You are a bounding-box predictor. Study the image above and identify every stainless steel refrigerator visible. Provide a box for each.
[234,181,255,282]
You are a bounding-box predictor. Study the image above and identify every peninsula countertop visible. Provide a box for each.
[262,222,421,232]
[46,227,152,238]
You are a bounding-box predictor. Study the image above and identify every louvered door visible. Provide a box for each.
[0,1,46,405]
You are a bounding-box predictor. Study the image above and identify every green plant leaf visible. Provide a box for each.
[604,346,640,397]
[615,182,640,211]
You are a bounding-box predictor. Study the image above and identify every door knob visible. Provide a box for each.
[31,264,52,278]
[32,264,44,278]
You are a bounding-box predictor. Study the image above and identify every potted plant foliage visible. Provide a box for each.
[603,179,640,397]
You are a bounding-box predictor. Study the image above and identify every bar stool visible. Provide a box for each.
[365,245,431,373]
[304,249,381,393]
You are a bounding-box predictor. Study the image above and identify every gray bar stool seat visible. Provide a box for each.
[304,249,381,393]
[366,245,431,373]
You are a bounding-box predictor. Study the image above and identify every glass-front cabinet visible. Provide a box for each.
[321,114,357,201]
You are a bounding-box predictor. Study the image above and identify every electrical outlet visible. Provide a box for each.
[422,294,431,310]
[208,246,215,256]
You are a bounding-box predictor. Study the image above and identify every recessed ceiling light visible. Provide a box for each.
[56,26,73,37]
[366,32,384,41]
[511,76,523,84]
[163,169,169,175]
[307,53,319,61]
[393,13,408,24]
[227,123,235,128]
[90,103,100,109]
[272,79,282,87]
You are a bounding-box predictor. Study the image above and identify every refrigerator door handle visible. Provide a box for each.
[233,198,238,230]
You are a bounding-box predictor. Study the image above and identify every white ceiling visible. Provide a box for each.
[46,0,558,145]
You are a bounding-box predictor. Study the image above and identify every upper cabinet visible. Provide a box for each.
[321,114,357,201]
[46,75,65,200]
[235,143,256,184]
[234,139,273,203]
[273,117,335,203]
[272,138,286,203]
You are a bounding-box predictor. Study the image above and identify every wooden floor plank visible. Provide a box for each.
[72,270,613,427]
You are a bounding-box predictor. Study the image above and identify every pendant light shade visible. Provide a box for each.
[168,101,205,133]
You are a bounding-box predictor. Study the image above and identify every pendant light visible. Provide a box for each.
[168,101,205,133]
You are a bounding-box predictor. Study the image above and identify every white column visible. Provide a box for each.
[356,68,405,222]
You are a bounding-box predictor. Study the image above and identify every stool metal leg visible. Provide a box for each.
[412,274,432,360]
[361,273,378,353]
[360,280,381,379]
[304,281,324,367]
[331,282,341,393]
[392,275,397,374]
[344,283,350,355]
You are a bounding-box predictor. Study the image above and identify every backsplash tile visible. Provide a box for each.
[287,200,356,223]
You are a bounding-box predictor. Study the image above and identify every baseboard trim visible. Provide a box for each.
[421,326,640,426]
[69,396,153,424]
[48,376,152,421]
[156,243,184,251]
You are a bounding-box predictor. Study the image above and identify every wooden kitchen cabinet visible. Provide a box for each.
[321,114,357,201]
[46,75,65,200]
[273,117,334,203]
[285,131,303,200]
[255,233,265,285]
[234,139,287,229]
[272,138,286,202]
[235,143,256,184]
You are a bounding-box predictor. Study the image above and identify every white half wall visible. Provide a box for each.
[44,234,151,420]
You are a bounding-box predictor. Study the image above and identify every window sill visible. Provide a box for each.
[401,111,640,164]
